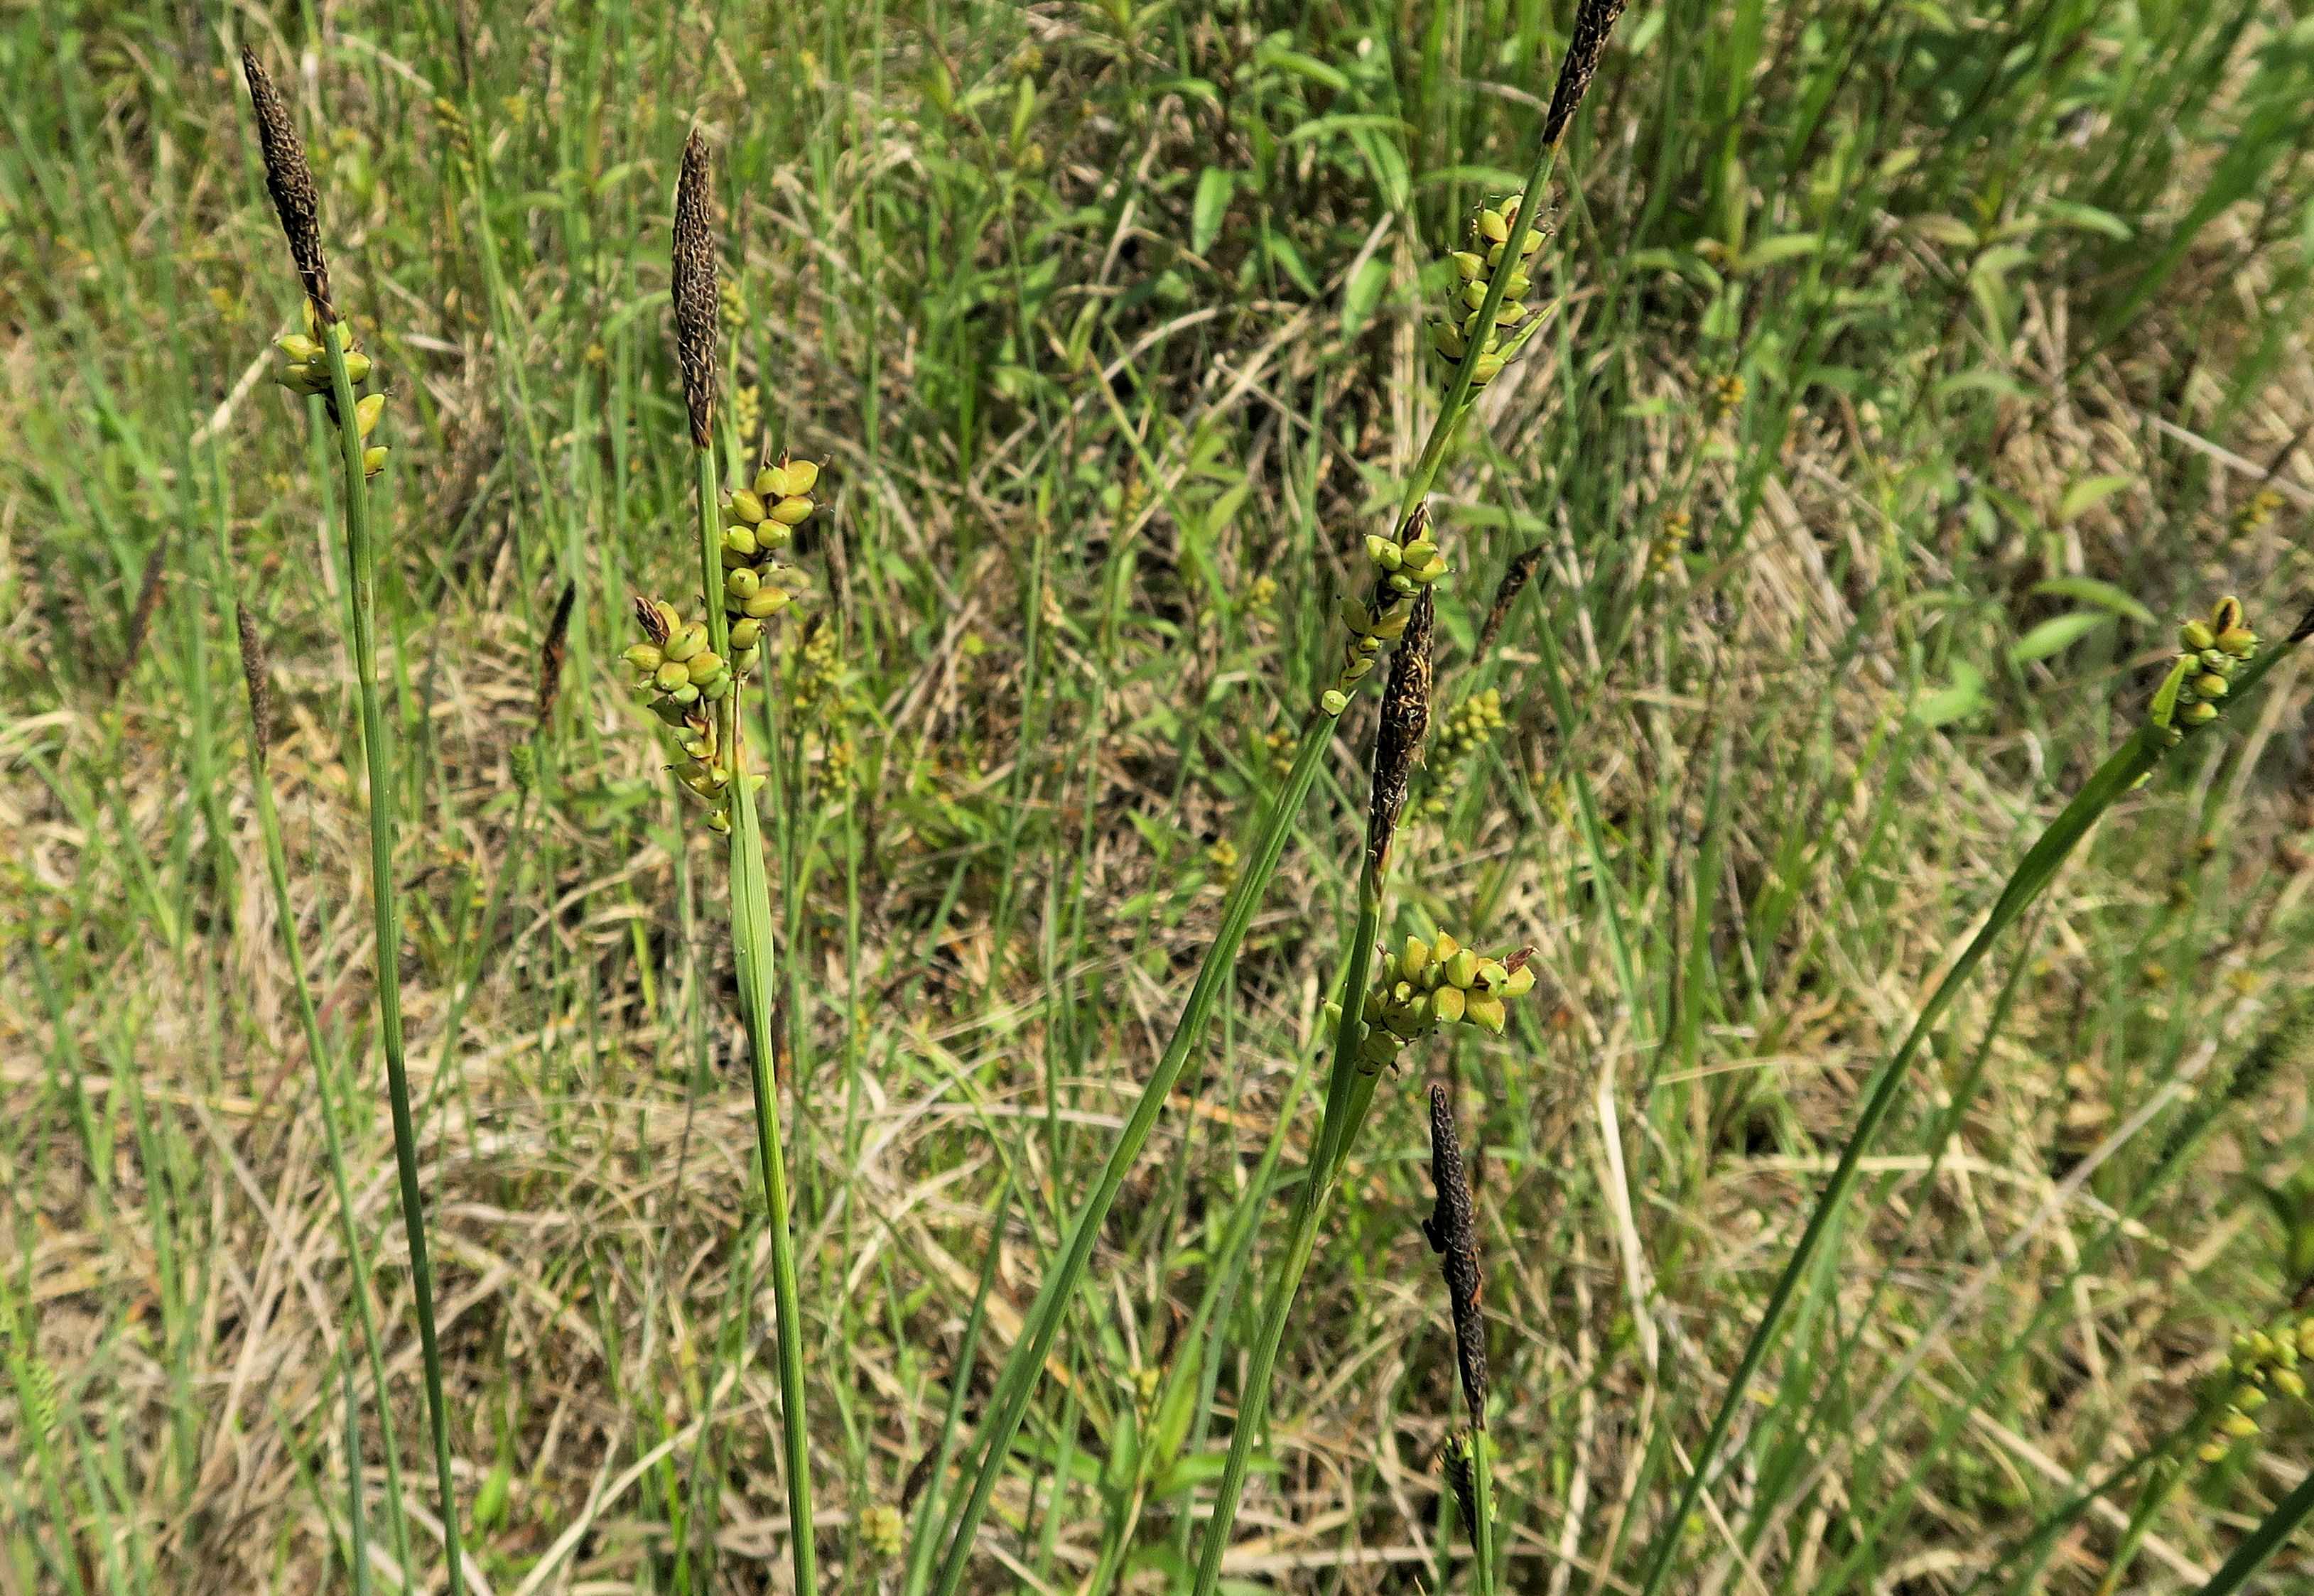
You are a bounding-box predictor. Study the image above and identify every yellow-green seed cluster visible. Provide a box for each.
[1416,690,1505,823]
[2150,597,2260,745]
[625,597,737,825]
[719,457,819,674]
[271,308,389,479]
[2232,487,2284,538]
[2199,1317,2314,1463]
[1429,193,1547,387]
[1346,930,1536,1072]
[1319,515,1451,716]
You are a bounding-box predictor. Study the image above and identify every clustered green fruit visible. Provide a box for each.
[1321,513,1450,716]
[272,307,389,478]
[718,456,819,677]
[2200,1316,2314,1464]
[625,597,738,828]
[1429,192,1548,388]
[1417,690,1505,822]
[2150,597,2260,746]
[1339,930,1537,1073]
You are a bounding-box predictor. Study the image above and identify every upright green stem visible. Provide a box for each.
[238,655,416,1589]
[1630,730,2161,1596]
[1469,1428,1501,1596]
[320,335,467,1596]
[693,446,818,1596]
[2193,1467,2314,1596]
[1186,870,1385,1596]
[927,720,1334,1596]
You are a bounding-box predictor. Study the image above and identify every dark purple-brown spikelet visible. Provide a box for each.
[672,128,719,450]
[1422,1083,1488,1428]
[241,50,335,325]
[113,531,171,699]
[1366,587,1436,872]
[537,580,575,727]
[235,604,274,765]
[1541,0,1629,148]
[2291,606,2314,646]
[1475,545,1545,660]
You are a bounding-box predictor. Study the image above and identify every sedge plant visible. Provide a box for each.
[613,128,818,1596]
[921,10,1626,1590]
[239,52,465,1595]
[1633,597,2314,1596]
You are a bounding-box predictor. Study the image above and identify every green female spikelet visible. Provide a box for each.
[2149,596,2261,745]
[1429,193,1550,386]
[626,595,740,827]
[718,455,820,673]
[1336,931,1537,1071]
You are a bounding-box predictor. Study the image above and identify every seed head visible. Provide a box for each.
[1424,1083,1488,1428]
[241,50,335,325]
[1366,588,1435,872]
[1542,0,1629,148]
[673,128,720,450]
[235,604,274,764]
[1475,545,1545,660]
[537,580,575,727]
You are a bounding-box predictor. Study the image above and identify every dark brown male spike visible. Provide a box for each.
[672,128,720,450]
[1423,1082,1488,1428]
[241,50,335,325]
[1541,0,1630,148]
[1366,587,1436,872]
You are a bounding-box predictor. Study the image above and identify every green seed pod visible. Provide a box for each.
[666,623,708,663]
[1461,281,1491,312]
[757,521,792,548]
[686,652,725,686]
[1451,251,1485,281]
[1518,229,1544,256]
[784,459,821,495]
[623,643,664,673]
[743,588,789,619]
[728,567,762,600]
[1501,271,1531,298]
[729,618,764,651]
[732,645,759,675]
[701,673,733,700]
[2200,649,2231,673]
[1341,597,1374,636]
[1473,958,1508,990]
[2217,626,2258,658]
[1494,300,1527,327]
[2224,1409,2260,1438]
[654,660,690,692]
[650,697,690,726]
[2276,1368,2307,1399]
[2200,1441,2232,1463]
[2182,700,2220,724]
[2240,1385,2271,1413]
[1444,948,1483,989]
[728,489,767,524]
[1474,354,1506,384]
[1464,993,1508,1033]
[342,351,372,384]
[355,393,385,439]
[362,446,389,479]
[669,683,700,705]
[725,525,760,558]
[1321,688,1349,715]
[1477,210,1509,244]
[770,495,815,525]
[2195,673,2229,700]
[2181,619,2217,651]
[1367,534,1402,571]
[1402,538,1439,568]
[1501,965,1535,998]
[1432,323,1467,361]
[276,334,323,362]
[1342,654,1375,683]
[1433,986,1467,1025]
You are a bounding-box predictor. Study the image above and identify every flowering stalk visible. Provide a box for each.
[241,52,459,1595]
[1633,597,2313,1596]
[657,128,817,1596]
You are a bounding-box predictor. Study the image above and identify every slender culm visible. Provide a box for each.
[239,49,334,323]
[1541,0,1630,148]
[673,129,718,450]
[1474,545,1544,660]
[1367,588,1436,872]
[1423,1083,1488,1429]
[234,603,273,763]
[537,579,575,726]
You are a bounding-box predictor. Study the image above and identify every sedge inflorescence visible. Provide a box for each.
[271,307,389,479]
[1340,930,1536,1073]
[2149,597,2260,746]
[1321,506,1451,716]
[1429,192,1549,387]
[2199,1315,2314,1464]
[718,455,820,663]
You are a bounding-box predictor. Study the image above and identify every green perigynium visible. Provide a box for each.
[1337,930,1537,1071]
[1429,192,1550,386]
[2200,1316,2314,1464]
[720,455,819,673]
[2150,596,2261,744]
[625,595,741,827]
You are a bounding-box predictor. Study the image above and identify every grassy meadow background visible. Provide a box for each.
[6,0,2314,1591]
